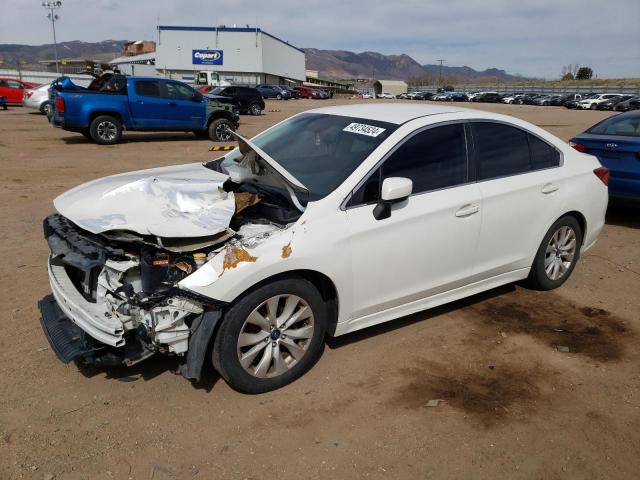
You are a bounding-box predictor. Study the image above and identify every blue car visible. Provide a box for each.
[570,111,640,199]
[0,96,7,110]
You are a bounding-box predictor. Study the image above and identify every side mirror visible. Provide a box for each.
[373,177,413,220]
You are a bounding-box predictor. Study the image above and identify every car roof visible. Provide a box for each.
[306,103,474,124]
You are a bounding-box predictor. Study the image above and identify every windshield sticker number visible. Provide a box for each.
[343,123,386,137]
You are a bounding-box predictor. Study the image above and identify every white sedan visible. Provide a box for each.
[377,92,395,99]
[40,104,608,393]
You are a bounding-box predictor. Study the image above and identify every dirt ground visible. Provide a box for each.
[1,99,639,480]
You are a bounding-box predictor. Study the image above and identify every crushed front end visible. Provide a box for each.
[39,213,228,380]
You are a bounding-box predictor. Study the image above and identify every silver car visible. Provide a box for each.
[23,84,52,115]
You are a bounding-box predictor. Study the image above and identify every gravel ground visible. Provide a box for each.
[0,99,638,480]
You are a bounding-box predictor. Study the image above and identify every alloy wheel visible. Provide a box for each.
[236,294,315,378]
[216,123,232,141]
[97,120,118,141]
[544,226,577,280]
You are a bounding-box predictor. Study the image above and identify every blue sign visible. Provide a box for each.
[192,50,223,65]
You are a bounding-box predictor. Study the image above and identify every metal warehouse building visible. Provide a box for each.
[113,25,306,86]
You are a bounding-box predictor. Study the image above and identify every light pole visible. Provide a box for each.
[41,1,62,74]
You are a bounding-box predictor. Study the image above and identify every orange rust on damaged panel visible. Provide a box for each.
[281,241,292,259]
[219,246,257,277]
[234,192,261,214]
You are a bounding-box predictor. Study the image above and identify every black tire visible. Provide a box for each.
[276,94,282,100]
[590,103,597,110]
[249,102,262,116]
[89,115,122,145]
[208,118,234,142]
[527,215,583,291]
[193,129,208,138]
[40,102,52,115]
[212,278,327,394]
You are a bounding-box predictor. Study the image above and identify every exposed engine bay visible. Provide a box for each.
[41,138,306,381]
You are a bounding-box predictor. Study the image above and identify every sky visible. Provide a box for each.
[3,0,639,79]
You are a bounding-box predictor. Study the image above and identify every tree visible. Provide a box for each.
[575,67,593,80]
[561,72,574,81]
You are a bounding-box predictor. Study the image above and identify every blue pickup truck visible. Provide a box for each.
[50,75,239,145]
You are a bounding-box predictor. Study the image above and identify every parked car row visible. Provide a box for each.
[391,89,640,111]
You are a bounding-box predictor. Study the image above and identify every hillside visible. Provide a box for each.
[0,40,525,83]
[0,40,126,69]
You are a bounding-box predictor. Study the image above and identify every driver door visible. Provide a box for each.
[345,122,482,323]
[161,81,204,129]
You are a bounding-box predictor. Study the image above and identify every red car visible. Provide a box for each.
[294,86,321,99]
[0,78,40,104]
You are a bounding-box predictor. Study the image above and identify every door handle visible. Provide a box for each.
[455,203,480,218]
[541,183,559,194]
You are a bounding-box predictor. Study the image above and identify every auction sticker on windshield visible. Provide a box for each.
[343,123,386,137]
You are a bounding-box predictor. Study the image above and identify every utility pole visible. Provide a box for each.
[41,1,63,74]
[437,59,446,86]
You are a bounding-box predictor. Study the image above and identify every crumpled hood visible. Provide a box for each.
[54,163,236,238]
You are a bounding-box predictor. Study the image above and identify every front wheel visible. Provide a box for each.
[527,216,582,291]
[276,94,282,100]
[208,118,235,142]
[590,103,597,110]
[213,278,326,394]
[89,115,122,145]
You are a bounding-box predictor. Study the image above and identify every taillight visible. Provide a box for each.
[569,141,586,153]
[24,91,33,99]
[55,96,65,114]
[594,167,609,186]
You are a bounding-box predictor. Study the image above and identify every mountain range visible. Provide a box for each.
[0,40,525,82]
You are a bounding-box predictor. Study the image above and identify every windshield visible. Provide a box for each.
[587,114,640,137]
[210,87,225,95]
[221,113,397,198]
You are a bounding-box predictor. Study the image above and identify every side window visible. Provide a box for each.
[472,122,531,179]
[529,134,560,169]
[163,82,195,100]
[134,80,160,97]
[382,123,468,194]
[7,81,22,89]
[347,123,468,207]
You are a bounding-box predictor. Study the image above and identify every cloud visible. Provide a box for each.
[3,0,639,78]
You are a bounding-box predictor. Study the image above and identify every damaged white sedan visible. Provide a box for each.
[39,104,608,393]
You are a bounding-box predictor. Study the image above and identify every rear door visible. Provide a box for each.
[345,122,482,320]
[161,81,204,129]
[129,80,167,129]
[470,121,565,278]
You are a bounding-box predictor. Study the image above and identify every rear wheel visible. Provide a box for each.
[213,278,326,393]
[89,115,122,145]
[40,102,52,115]
[527,215,582,291]
[249,102,262,116]
[208,118,234,142]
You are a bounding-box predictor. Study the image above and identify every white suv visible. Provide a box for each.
[40,104,608,393]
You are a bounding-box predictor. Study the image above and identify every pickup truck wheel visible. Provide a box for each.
[208,118,234,142]
[249,103,262,116]
[90,115,122,145]
[212,278,326,394]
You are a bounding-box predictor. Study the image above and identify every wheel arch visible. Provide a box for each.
[563,210,587,239]
[224,269,340,336]
[206,109,234,126]
[88,110,123,125]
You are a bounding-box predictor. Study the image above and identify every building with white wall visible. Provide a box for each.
[111,25,305,86]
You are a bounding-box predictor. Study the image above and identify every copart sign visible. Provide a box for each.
[192,50,224,65]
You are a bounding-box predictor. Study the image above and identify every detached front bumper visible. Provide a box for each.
[47,257,125,347]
